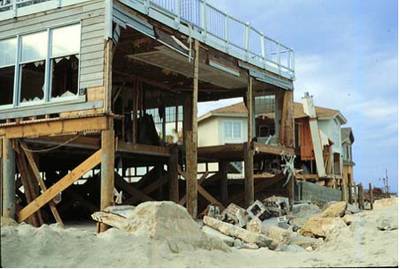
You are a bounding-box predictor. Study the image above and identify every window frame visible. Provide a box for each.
[0,22,82,110]
[223,119,242,140]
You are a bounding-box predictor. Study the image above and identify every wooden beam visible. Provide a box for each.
[0,116,109,139]
[21,142,63,226]
[118,142,170,157]
[185,39,200,218]
[18,149,102,222]
[254,143,295,156]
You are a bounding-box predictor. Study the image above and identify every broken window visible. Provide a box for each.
[20,31,47,103]
[50,24,81,99]
[0,37,16,106]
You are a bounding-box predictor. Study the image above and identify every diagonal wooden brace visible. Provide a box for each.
[18,149,102,223]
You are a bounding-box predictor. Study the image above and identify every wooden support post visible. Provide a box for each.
[244,75,254,207]
[184,39,200,218]
[2,138,15,219]
[219,161,228,205]
[21,142,63,225]
[280,90,294,147]
[287,175,295,211]
[348,184,353,204]
[369,182,374,210]
[244,142,254,207]
[357,184,364,210]
[100,124,115,232]
[168,146,179,203]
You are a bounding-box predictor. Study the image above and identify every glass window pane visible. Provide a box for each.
[224,121,232,138]
[233,122,241,138]
[21,31,48,62]
[0,38,16,67]
[20,61,45,102]
[51,55,79,98]
[51,24,81,58]
[0,66,15,105]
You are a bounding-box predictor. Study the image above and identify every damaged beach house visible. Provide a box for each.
[0,0,297,228]
[198,94,356,205]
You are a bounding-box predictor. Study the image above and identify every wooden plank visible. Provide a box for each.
[118,142,170,157]
[0,116,109,139]
[302,95,326,177]
[18,149,102,222]
[1,138,15,219]
[280,90,295,148]
[21,142,63,226]
[254,143,295,156]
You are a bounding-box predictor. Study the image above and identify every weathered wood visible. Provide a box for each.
[2,138,15,219]
[357,184,364,210]
[16,154,40,227]
[280,90,294,147]
[287,176,295,211]
[219,161,228,205]
[104,39,113,114]
[18,149,102,222]
[21,142,63,226]
[0,116,109,139]
[244,142,254,207]
[203,216,273,248]
[254,143,295,156]
[168,146,179,202]
[185,39,200,218]
[100,125,115,232]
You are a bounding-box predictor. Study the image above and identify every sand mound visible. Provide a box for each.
[374,197,398,209]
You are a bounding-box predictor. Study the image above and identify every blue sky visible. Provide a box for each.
[199,0,398,192]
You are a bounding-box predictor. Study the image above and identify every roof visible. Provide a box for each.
[198,101,347,124]
[341,127,355,144]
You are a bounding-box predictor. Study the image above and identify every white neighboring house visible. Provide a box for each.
[198,102,248,178]
[198,101,349,180]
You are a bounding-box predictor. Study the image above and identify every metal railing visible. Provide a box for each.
[149,0,295,78]
[0,0,295,78]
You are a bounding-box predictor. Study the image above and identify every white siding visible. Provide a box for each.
[198,117,219,146]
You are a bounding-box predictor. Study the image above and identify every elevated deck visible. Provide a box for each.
[0,0,295,80]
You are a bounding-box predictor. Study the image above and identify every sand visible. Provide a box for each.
[1,199,398,268]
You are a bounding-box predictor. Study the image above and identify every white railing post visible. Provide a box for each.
[175,0,181,28]
[244,22,250,60]
[260,33,265,67]
[277,43,281,75]
[224,13,229,52]
[144,0,150,14]
[12,0,17,18]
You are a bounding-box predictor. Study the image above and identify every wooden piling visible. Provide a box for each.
[357,184,364,210]
[244,75,254,207]
[168,145,179,203]
[219,161,228,205]
[100,123,115,232]
[185,39,200,217]
[2,138,15,219]
[369,182,373,210]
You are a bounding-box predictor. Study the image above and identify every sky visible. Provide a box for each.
[198,0,398,192]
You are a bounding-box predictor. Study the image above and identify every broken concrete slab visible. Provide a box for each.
[246,218,262,234]
[299,216,347,238]
[203,216,274,248]
[262,225,293,244]
[320,201,347,218]
[201,226,234,247]
[289,234,323,250]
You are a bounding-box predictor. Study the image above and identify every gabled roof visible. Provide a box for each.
[341,127,355,144]
[198,101,347,124]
